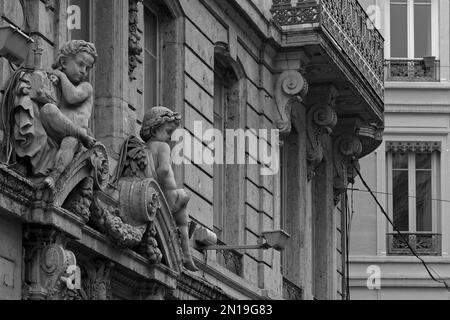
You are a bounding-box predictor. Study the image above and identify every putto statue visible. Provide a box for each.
[140,107,198,271]
[42,40,97,189]
[3,40,98,188]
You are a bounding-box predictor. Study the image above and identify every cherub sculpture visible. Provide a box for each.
[41,40,98,189]
[140,106,198,272]
[5,40,98,187]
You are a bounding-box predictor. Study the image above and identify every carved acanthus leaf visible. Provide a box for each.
[333,134,362,205]
[79,260,114,300]
[305,85,338,180]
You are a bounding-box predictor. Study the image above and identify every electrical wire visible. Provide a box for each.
[352,162,450,293]
[348,187,450,205]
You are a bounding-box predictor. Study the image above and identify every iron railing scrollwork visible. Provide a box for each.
[385,59,440,82]
[271,0,385,100]
[387,233,442,256]
[216,239,244,276]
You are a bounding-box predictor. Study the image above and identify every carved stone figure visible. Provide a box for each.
[139,106,198,272]
[7,40,97,188]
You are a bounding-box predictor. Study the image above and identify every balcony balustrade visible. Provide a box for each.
[271,0,384,101]
[385,59,440,82]
[387,232,442,256]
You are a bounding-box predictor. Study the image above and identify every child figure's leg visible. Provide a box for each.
[40,103,96,148]
[166,189,198,272]
[44,136,79,190]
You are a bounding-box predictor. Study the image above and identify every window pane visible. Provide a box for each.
[144,7,157,55]
[390,0,408,58]
[393,153,408,169]
[393,170,409,231]
[69,0,91,41]
[416,153,431,170]
[213,73,225,237]
[144,52,157,108]
[416,170,432,232]
[414,0,432,58]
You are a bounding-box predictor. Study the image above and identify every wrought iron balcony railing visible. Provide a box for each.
[216,239,244,276]
[385,59,440,82]
[387,232,442,256]
[271,0,384,100]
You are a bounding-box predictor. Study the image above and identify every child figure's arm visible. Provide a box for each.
[155,142,178,190]
[51,70,93,105]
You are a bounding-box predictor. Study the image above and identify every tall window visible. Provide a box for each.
[390,0,433,58]
[387,143,441,255]
[144,5,159,109]
[213,68,226,240]
[386,142,441,233]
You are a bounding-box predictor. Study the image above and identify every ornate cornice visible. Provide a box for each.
[275,70,308,138]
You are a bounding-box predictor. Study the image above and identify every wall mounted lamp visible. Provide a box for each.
[195,228,291,252]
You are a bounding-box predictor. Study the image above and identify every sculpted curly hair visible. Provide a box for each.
[52,40,98,70]
[140,107,181,142]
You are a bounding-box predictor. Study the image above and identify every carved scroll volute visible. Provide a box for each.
[306,103,337,180]
[25,240,80,300]
[275,70,308,138]
[333,134,363,205]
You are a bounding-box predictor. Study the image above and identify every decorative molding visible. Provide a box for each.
[175,272,231,300]
[275,70,308,138]
[129,0,143,81]
[333,134,363,205]
[386,141,441,153]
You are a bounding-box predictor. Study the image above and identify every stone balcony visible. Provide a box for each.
[271,0,385,145]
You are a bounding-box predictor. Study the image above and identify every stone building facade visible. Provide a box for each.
[0,0,383,300]
[350,0,450,300]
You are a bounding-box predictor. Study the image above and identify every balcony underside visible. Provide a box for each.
[283,29,384,126]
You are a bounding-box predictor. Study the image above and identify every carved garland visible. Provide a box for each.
[129,0,143,81]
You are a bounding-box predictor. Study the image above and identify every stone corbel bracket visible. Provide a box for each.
[275,70,309,138]
[306,86,338,180]
[333,134,363,206]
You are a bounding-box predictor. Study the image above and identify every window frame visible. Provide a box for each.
[385,0,439,59]
[143,2,161,109]
[386,149,440,233]
[213,69,227,240]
